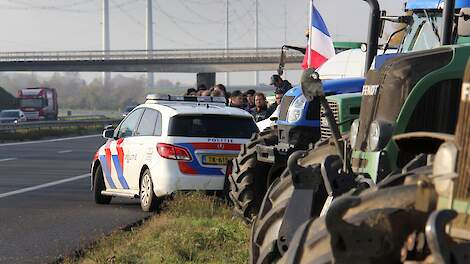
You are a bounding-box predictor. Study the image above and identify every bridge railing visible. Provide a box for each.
[0,48,303,62]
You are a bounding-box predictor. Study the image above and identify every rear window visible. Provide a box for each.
[168,114,258,138]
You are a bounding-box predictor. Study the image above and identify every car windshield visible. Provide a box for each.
[20,98,44,108]
[400,11,442,53]
[0,111,20,118]
[168,114,258,138]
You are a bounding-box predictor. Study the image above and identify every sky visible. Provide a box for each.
[0,0,405,87]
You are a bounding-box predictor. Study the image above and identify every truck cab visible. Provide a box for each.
[17,87,58,120]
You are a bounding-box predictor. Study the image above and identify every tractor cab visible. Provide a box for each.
[350,3,470,182]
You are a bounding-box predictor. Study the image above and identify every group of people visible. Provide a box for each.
[184,74,292,123]
[184,83,227,97]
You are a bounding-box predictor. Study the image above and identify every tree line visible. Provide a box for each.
[0,73,188,110]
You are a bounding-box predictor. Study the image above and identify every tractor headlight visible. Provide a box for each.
[349,119,360,148]
[287,95,307,123]
[367,120,393,151]
[432,142,458,197]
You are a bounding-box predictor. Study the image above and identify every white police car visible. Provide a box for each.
[91,94,258,211]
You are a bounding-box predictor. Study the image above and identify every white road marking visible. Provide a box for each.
[0,134,101,147]
[57,150,73,154]
[0,158,16,162]
[0,173,90,199]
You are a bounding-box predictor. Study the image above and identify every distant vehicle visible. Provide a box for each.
[91,95,259,211]
[121,105,137,117]
[17,87,58,120]
[0,109,27,124]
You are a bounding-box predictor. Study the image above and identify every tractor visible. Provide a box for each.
[227,0,383,223]
[250,1,470,263]
[280,56,470,264]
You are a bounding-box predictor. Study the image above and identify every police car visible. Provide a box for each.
[91,94,258,211]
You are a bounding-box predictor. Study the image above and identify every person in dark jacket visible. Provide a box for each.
[250,92,269,122]
[229,90,244,109]
[244,89,256,111]
[270,74,292,95]
[266,87,285,117]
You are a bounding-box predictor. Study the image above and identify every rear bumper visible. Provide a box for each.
[149,159,227,197]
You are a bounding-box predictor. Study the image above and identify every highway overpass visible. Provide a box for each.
[0,48,304,73]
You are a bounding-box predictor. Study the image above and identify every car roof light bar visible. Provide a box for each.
[145,94,226,104]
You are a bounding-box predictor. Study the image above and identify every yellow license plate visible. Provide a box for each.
[202,155,237,165]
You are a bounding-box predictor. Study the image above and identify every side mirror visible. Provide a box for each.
[300,68,324,102]
[360,43,368,52]
[102,125,115,139]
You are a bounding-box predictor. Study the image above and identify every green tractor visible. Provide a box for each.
[250,1,470,263]
[279,57,470,264]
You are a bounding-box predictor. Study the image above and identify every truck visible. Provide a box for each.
[17,87,58,120]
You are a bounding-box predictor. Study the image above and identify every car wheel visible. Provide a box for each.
[93,164,112,204]
[140,169,159,212]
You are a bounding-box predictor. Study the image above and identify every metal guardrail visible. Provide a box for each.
[58,115,109,121]
[0,118,121,133]
[0,48,301,62]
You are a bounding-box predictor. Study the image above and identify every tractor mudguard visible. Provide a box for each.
[277,151,325,254]
[277,151,357,255]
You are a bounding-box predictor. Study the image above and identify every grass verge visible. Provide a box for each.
[64,192,249,264]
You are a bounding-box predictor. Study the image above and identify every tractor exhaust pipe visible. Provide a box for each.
[363,0,381,74]
[441,0,456,45]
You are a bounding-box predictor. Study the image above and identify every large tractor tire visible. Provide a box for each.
[229,126,280,223]
[250,142,337,264]
[251,169,293,264]
[280,178,434,264]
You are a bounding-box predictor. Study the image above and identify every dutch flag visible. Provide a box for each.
[302,2,335,69]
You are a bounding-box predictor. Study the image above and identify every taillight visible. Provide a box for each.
[157,143,192,161]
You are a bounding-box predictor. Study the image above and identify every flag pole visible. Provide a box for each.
[307,0,313,69]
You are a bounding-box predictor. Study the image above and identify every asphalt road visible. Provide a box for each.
[0,135,151,264]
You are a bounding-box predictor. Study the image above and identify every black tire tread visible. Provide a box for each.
[282,183,426,264]
[251,170,294,264]
[229,126,279,222]
[93,164,112,205]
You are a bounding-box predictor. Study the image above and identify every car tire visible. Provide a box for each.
[93,164,112,204]
[229,126,279,223]
[140,169,160,212]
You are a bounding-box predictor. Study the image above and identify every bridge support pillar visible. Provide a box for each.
[197,72,216,90]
